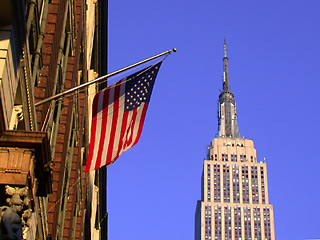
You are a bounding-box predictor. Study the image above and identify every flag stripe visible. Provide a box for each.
[99,86,115,168]
[111,81,126,161]
[94,88,111,170]
[132,103,147,147]
[122,110,133,150]
[113,111,129,163]
[106,82,121,167]
[132,103,149,146]
[125,109,138,148]
[92,90,106,169]
[126,104,144,149]
[85,91,102,172]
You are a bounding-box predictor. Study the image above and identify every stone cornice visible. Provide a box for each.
[0,130,52,196]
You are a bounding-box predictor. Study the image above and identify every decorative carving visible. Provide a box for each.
[9,106,24,130]
[0,186,32,240]
[21,209,32,240]
[44,160,55,171]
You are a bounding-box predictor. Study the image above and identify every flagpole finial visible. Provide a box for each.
[172,48,177,52]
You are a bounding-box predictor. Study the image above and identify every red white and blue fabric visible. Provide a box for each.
[85,62,162,172]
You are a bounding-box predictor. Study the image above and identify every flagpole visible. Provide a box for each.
[35,48,176,107]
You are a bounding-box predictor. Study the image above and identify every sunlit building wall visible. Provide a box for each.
[195,42,275,240]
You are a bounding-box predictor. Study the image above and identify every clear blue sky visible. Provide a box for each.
[107,1,320,239]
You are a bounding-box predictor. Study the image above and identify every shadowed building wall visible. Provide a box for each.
[0,0,108,239]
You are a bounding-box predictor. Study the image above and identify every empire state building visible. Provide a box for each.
[195,41,275,240]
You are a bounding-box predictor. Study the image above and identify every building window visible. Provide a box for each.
[234,206,242,238]
[244,207,252,239]
[251,166,259,204]
[232,165,240,203]
[263,208,272,240]
[260,166,266,204]
[205,205,212,239]
[214,164,221,202]
[214,206,222,239]
[223,164,230,203]
[207,164,211,201]
[254,207,262,240]
[242,166,249,203]
[222,153,228,161]
[240,154,247,162]
[224,206,232,239]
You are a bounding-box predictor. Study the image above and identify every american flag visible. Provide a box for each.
[85,62,162,172]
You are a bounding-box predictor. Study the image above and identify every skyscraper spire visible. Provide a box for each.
[223,38,229,92]
[218,39,241,138]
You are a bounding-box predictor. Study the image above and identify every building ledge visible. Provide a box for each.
[0,130,52,196]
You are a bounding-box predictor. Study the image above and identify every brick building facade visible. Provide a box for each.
[0,0,107,239]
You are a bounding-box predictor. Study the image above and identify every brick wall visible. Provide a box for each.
[35,1,87,239]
